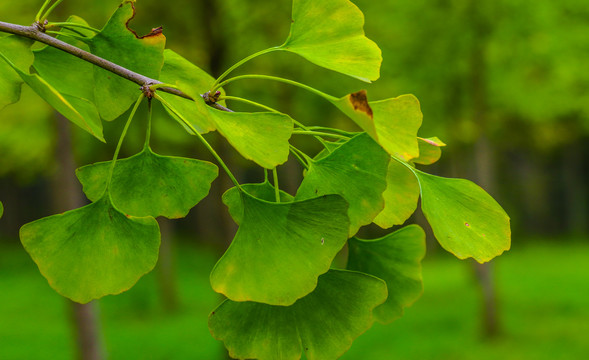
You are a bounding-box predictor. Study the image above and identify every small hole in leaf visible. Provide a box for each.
[465,222,470,227]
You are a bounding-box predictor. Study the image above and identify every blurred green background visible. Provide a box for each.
[1,0,588,359]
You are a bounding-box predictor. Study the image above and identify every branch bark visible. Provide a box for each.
[0,20,233,111]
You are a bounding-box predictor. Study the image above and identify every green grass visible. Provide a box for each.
[0,238,588,359]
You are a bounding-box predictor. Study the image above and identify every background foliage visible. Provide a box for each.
[1,0,588,359]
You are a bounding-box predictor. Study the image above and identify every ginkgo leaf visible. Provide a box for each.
[296,133,389,237]
[207,108,293,169]
[416,171,511,263]
[209,269,387,360]
[348,225,426,323]
[19,195,160,304]
[0,35,33,109]
[222,182,294,225]
[412,137,446,165]
[89,1,165,120]
[33,16,95,101]
[76,146,218,218]
[373,159,420,228]
[211,191,349,305]
[280,0,382,82]
[158,49,216,134]
[330,93,422,160]
[1,58,104,141]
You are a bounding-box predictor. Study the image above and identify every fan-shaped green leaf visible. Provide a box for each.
[280,0,382,82]
[211,191,349,305]
[416,171,511,263]
[19,195,160,304]
[222,182,294,225]
[1,59,104,141]
[296,133,389,237]
[158,49,216,134]
[0,35,33,109]
[33,16,95,100]
[209,269,387,360]
[89,1,165,120]
[348,225,426,323]
[330,93,422,160]
[412,136,446,165]
[207,108,293,169]
[373,159,420,228]
[76,146,218,219]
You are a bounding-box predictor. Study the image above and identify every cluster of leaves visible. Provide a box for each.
[0,0,511,359]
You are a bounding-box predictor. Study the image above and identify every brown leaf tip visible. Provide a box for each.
[124,1,165,39]
[349,90,373,119]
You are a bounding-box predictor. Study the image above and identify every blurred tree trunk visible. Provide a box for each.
[52,113,105,360]
[468,0,501,339]
[156,217,180,313]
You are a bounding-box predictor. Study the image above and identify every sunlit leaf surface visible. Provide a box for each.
[211,191,349,305]
[280,0,382,82]
[296,133,389,237]
[20,195,160,304]
[373,159,420,228]
[209,270,387,360]
[348,225,426,323]
[207,108,293,169]
[76,146,218,218]
[417,171,511,263]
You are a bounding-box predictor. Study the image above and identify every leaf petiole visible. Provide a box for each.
[45,30,89,42]
[46,22,101,33]
[210,47,281,92]
[35,0,52,22]
[292,130,349,140]
[105,94,145,193]
[272,168,280,203]
[41,0,64,22]
[289,145,312,169]
[215,74,338,102]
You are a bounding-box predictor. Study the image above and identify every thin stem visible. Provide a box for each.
[272,168,280,203]
[46,22,101,33]
[106,94,144,190]
[0,21,192,101]
[289,145,312,169]
[289,147,309,170]
[145,99,152,149]
[45,30,88,41]
[307,126,357,137]
[219,96,278,113]
[216,74,339,102]
[155,93,241,189]
[35,0,53,22]
[211,47,281,92]
[292,130,349,140]
[41,0,64,21]
[264,169,269,183]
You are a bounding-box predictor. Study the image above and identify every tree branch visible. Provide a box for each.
[0,20,233,111]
